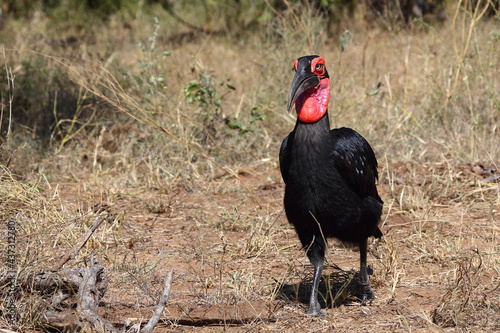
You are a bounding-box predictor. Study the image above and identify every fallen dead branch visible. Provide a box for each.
[77,255,117,332]
[0,207,174,332]
[52,212,110,271]
[129,269,174,333]
[1,259,175,332]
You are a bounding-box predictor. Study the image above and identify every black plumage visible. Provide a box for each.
[280,55,383,316]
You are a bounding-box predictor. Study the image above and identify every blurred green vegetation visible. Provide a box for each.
[0,0,498,179]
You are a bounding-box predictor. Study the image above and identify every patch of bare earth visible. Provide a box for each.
[30,161,499,332]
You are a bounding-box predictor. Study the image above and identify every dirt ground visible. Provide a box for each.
[1,1,499,331]
[40,160,498,332]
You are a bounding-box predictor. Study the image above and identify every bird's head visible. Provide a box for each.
[287,55,330,123]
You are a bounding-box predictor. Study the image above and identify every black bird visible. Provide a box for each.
[280,55,383,316]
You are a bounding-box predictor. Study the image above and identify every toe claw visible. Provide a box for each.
[359,283,375,306]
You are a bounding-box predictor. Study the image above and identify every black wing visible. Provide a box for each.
[279,133,291,184]
[330,127,382,203]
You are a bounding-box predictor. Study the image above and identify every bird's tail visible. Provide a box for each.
[372,226,383,239]
[362,196,384,239]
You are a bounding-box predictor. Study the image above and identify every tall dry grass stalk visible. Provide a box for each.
[11,50,263,207]
[2,46,14,141]
[450,0,494,161]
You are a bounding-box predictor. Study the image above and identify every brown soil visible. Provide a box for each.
[44,162,499,332]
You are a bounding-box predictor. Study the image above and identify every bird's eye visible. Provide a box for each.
[316,63,323,71]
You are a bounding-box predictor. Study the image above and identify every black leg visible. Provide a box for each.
[358,237,375,305]
[306,240,325,316]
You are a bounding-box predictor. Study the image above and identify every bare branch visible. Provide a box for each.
[41,311,80,332]
[140,269,174,333]
[52,213,108,271]
[77,256,117,332]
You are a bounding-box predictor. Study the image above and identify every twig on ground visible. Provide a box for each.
[1,267,104,298]
[41,311,79,332]
[139,269,174,333]
[77,255,117,332]
[52,213,109,271]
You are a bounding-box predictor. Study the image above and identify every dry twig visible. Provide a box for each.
[130,269,174,333]
[52,213,109,271]
[77,255,117,332]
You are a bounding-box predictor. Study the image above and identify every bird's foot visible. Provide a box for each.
[306,301,325,317]
[359,282,375,306]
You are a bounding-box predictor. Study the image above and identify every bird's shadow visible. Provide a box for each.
[276,264,364,309]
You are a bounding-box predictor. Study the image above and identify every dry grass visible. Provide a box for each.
[1,1,499,331]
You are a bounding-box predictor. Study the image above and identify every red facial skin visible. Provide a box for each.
[294,57,330,123]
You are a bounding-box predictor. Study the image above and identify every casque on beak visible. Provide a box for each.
[287,69,320,112]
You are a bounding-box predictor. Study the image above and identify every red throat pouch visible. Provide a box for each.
[295,78,330,123]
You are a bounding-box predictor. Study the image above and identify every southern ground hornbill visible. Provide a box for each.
[279,55,383,316]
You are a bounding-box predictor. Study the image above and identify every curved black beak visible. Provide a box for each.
[287,70,320,112]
